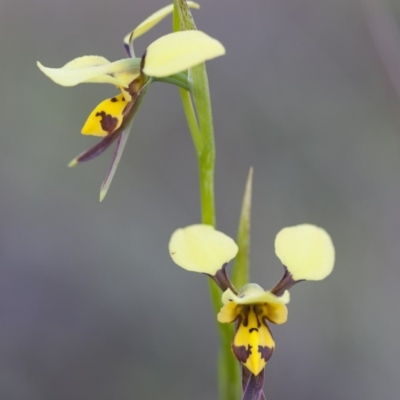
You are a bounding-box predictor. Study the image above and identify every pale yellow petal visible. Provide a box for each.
[222,286,290,306]
[143,31,225,77]
[217,302,239,323]
[37,57,140,87]
[81,93,128,137]
[274,224,335,281]
[123,2,200,48]
[169,224,238,275]
[62,55,110,69]
[265,303,288,325]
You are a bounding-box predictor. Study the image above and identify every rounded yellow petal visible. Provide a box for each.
[81,93,128,137]
[124,2,200,47]
[274,224,335,281]
[143,31,225,77]
[265,303,288,325]
[217,302,239,323]
[37,57,140,87]
[169,224,238,275]
[222,286,290,306]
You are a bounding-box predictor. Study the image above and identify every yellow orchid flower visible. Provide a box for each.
[169,223,335,376]
[37,2,225,201]
[218,285,289,376]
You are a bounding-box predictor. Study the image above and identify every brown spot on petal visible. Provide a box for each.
[258,346,273,362]
[95,111,118,134]
[232,344,252,363]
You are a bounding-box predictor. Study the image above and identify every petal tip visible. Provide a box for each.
[68,158,79,168]
[99,189,107,202]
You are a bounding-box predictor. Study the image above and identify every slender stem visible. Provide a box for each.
[179,88,202,152]
[173,2,241,399]
[154,72,191,92]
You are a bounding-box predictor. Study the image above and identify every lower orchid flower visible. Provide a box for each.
[169,223,335,396]
[37,2,225,201]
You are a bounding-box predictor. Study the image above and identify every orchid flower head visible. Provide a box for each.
[169,223,335,376]
[37,2,225,201]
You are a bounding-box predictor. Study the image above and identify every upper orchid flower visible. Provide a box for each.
[37,2,225,201]
[169,223,335,377]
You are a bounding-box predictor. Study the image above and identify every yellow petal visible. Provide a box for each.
[274,224,335,281]
[217,302,239,323]
[264,303,288,325]
[232,306,275,376]
[37,57,140,87]
[169,224,238,275]
[123,2,200,53]
[222,286,290,306]
[81,93,128,137]
[143,31,225,77]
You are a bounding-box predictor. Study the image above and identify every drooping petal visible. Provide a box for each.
[37,57,140,87]
[143,30,225,77]
[274,224,335,281]
[99,118,133,202]
[169,224,238,275]
[69,77,151,199]
[264,302,288,325]
[81,93,128,137]
[242,369,265,400]
[221,286,290,306]
[217,302,239,323]
[232,305,275,376]
[68,130,121,167]
[123,2,200,56]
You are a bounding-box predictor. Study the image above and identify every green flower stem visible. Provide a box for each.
[179,88,203,152]
[173,2,241,399]
[154,72,191,92]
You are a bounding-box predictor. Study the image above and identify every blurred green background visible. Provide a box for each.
[1,0,400,398]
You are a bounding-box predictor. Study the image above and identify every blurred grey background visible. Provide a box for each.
[1,0,399,398]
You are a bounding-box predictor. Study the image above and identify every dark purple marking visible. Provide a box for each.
[95,111,118,134]
[258,346,273,362]
[232,344,252,363]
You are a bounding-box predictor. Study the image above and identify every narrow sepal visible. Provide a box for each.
[68,130,121,166]
[123,2,200,57]
[242,367,266,400]
[242,369,265,400]
[232,167,253,289]
[99,119,133,202]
